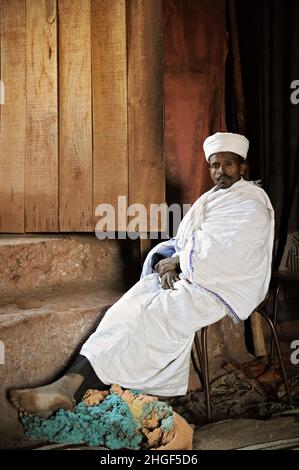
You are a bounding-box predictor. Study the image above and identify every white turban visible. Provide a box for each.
[203,132,249,161]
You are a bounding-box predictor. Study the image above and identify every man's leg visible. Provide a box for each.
[69,354,109,402]
[9,355,109,418]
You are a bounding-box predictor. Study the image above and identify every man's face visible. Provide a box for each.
[209,152,245,189]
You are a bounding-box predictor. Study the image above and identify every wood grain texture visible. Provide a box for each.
[59,0,93,231]
[92,0,128,233]
[250,311,267,357]
[0,0,26,232]
[127,0,165,233]
[25,0,58,232]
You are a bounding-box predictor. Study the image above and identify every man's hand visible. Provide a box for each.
[154,255,180,276]
[154,255,181,290]
[160,270,180,289]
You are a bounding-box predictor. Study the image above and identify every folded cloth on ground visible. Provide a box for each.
[21,384,193,450]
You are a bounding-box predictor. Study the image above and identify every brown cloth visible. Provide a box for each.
[163,0,228,205]
[157,412,193,450]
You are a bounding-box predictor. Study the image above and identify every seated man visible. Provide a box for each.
[9,132,274,418]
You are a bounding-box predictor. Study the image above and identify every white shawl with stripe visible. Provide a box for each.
[142,178,274,321]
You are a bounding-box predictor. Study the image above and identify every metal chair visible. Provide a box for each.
[191,300,293,423]
[270,232,299,360]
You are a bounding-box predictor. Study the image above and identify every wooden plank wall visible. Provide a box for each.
[59,0,93,231]
[0,0,26,232]
[25,0,58,232]
[127,0,164,233]
[0,0,164,234]
[92,0,128,232]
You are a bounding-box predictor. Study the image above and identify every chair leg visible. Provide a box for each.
[191,348,203,385]
[259,310,293,406]
[201,326,212,422]
[270,283,282,362]
[194,331,204,372]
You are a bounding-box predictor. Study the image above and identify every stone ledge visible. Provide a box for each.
[0,286,123,449]
[0,235,126,296]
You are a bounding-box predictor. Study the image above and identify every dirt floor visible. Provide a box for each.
[193,415,299,450]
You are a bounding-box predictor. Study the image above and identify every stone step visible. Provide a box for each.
[0,285,123,449]
[0,234,132,296]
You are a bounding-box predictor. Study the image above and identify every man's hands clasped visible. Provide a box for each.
[154,256,181,290]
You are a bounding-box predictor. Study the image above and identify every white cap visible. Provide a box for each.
[203,132,249,161]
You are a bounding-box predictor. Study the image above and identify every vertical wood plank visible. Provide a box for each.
[127,0,165,233]
[0,0,25,232]
[92,0,128,233]
[25,0,58,232]
[59,0,93,231]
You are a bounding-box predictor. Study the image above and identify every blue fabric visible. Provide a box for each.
[21,388,174,450]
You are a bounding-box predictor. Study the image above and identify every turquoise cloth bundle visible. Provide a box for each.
[21,388,174,450]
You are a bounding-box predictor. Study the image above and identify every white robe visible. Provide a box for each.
[81,179,274,396]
